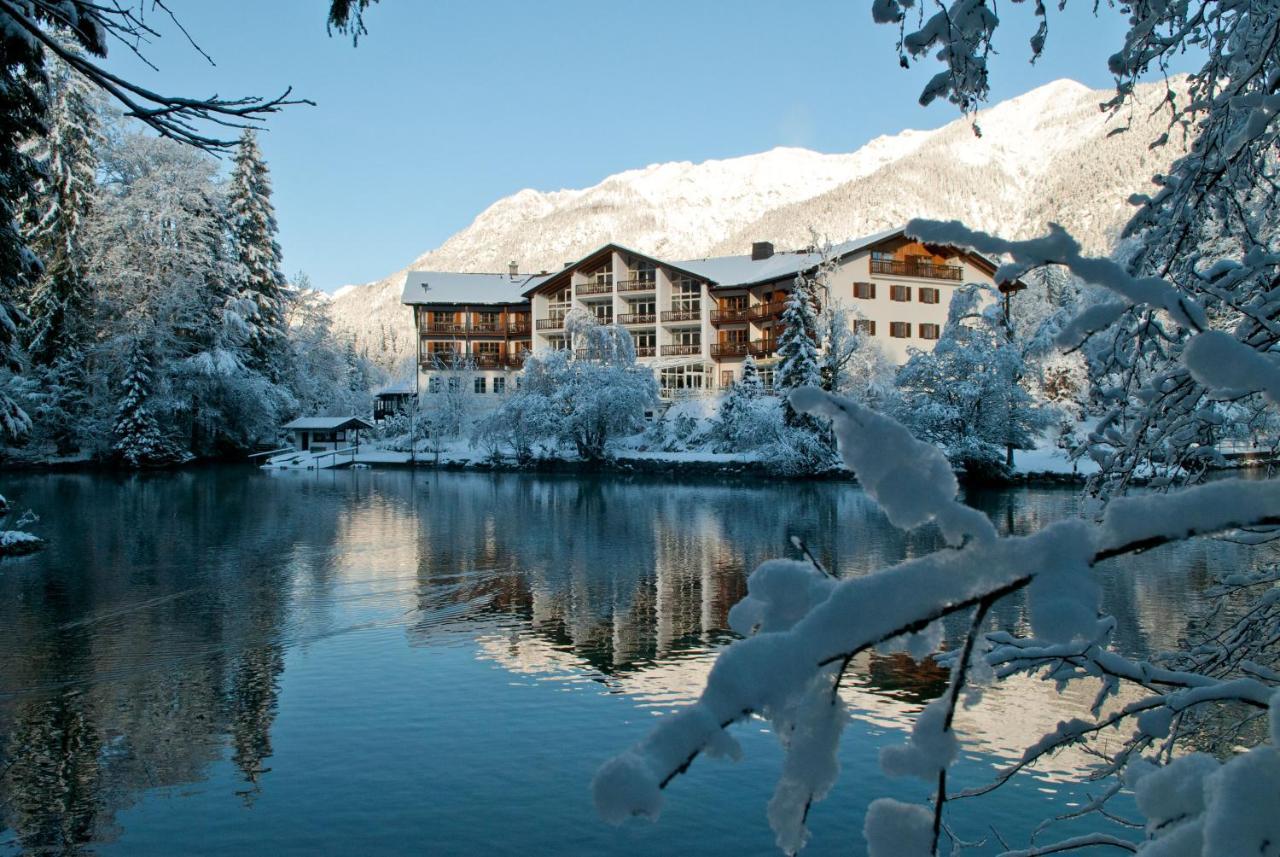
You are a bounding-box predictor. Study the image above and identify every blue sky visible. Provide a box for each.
[101,1,1191,292]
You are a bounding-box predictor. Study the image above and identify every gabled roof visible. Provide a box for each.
[282,416,375,431]
[673,229,901,289]
[375,382,416,397]
[402,271,551,306]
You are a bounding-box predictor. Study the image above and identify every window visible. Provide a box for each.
[673,278,701,313]
[674,329,701,347]
[591,304,613,324]
[630,299,655,316]
[473,341,499,355]
[428,376,442,394]
[475,311,500,330]
[448,376,461,392]
[853,281,876,300]
[758,368,775,391]
[549,287,571,319]
[588,265,613,287]
[890,285,911,302]
[720,294,748,311]
[721,370,735,388]
[890,322,911,338]
[631,258,656,284]
[918,287,940,304]
[660,364,706,392]
[633,332,656,355]
[474,377,487,394]
[722,328,748,344]
[853,319,876,336]
[494,377,506,394]
[919,323,941,340]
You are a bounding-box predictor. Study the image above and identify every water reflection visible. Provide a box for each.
[0,468,1269,854]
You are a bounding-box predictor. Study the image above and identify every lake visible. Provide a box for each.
[0,467,1263,855]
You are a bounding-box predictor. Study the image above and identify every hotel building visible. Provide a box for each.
[402,226,1017,401]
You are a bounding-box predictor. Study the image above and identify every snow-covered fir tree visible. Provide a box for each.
[715,354,768,449]
[112,340,178,467]
[19,48,100,454]
[774,275,821,426]
[228,130,290,381]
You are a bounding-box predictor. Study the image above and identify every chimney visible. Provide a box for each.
[509,260,519,278]
[751,241,774,261]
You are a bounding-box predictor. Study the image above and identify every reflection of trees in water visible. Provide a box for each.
[0,469,1253,852]
[0,469,344,850]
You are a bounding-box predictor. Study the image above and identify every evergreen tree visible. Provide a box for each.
[774,276,822,427]
[716,355,763,439]
[228,130,289,381]
[20,49,100,453]
[112,341,178,466]
[0,13,49,440]
[22,47,98,366]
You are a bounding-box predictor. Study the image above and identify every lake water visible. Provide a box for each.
[0,467,1264,855]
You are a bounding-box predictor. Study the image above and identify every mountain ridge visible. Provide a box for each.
[331,77,1188,370]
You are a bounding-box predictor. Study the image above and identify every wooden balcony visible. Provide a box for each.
[661,308,702,324]
[710,307,751,325]
[870,258,963,281]
[749,338,778,357]
[710,341,751,357]
[746,301,787,321]
[536,316,565,331]
[419,350,461,365]
[577,280,613,296]
[660,343,702,356]
[617,277,656,293]
[506,321,530,335]
[423,322,468,334]
[617,312,656,325]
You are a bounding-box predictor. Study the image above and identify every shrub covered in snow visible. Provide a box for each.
[477,317,657,462]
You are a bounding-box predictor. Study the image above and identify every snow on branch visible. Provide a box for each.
[594,388,1280,854]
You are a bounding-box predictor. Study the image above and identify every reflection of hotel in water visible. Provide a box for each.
[394,475,1164,783]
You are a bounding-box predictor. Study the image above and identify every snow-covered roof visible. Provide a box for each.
[402,271,551,305]
[281,416,375,431]
[672,228,902,288]
[375,382,416,397]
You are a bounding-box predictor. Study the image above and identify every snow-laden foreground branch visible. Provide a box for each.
[593,387,1280,856]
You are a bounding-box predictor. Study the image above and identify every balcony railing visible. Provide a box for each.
[420,351,527,369]
[660,343,702,356]
[419,350,461,365]
[617,277,656,293]
[710,341,751,357]
[577,280,613,296]
[634,346,656,358]
[536,316,565,331]
[617,312,656,325]
[421,320,531,335]
[746,301,788,321]
[749,339,778,357]
[870,257,963,281]
[661,308,702,324]
[710,307,751,324]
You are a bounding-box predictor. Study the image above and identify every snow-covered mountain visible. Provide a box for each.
[332,78,1189,369]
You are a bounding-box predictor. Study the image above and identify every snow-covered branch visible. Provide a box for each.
[594,387,1280,854]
